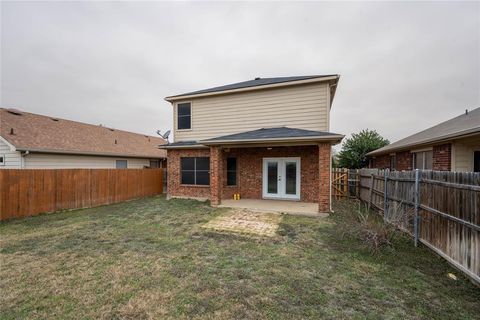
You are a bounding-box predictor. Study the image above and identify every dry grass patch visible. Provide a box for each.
[0,196,479,319]
[202,209,281,237]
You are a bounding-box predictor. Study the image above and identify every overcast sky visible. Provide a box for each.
[1,1,479,145]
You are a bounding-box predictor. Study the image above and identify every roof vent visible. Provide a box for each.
[465,109,469,115]
[114,139,117,144]
[7,109,22,116]
[50,118,59,122]
[255,77,261,80]
[10,128,15,135]
[109,128,114,131]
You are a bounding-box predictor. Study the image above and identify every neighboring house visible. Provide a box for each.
[367,107,480,172]
[0,108,167,169]
[161,75,344,212]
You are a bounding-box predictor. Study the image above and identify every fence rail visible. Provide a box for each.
[358,168,480,284]
[0,169,163,221]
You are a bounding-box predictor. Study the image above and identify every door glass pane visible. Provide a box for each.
[267,162,278,194]
[285,161,297,195]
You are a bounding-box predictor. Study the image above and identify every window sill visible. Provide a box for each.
[177,128,193,132]
[180,184,210,188]
[226,185,238,187]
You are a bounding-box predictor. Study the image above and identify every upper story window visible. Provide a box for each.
[177,102,191,130]
[0,154,4,166]
[413,151,432,170]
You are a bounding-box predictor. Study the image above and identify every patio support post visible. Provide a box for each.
[210,146,223,206]
[318,143,331,213]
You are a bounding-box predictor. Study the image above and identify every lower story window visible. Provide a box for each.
[413,151,433,170]
[226,157,237,186]
[390,155,396,170]
[181,157,210,185]
[116,160,128,169]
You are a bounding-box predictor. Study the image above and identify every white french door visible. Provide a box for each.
[262,158,301,200]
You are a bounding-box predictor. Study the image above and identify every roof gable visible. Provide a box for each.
[166,75,338,101]
[369,107,480,156]
[0,108,167,158]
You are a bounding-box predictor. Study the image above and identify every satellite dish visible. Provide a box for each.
[163,130,171,140]
[156,130,171,141]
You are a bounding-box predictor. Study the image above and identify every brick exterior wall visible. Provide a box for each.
[166,148,211,199]
[318,143,331,213]
[210,146,223,206]
[394,151,413,171]
[371,154,391,169]
[433,143,451,171]
[220,145,321,203]
[167,145,331,209]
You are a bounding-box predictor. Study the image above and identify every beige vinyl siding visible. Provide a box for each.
[452,135,480,171]
[23,153,152,169]
[174,82,330,141]
[0,138,22,169]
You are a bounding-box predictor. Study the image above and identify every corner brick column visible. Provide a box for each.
[318,143,331,213]
[210,146,223,206]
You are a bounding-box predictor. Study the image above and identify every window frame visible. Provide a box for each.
[389,154,396,170]
[180,157,210,186]
[176,102,192,131]
[115,159,128,169]
[0,154,5,166]
[413,150,433,170]
[226,157,237,186]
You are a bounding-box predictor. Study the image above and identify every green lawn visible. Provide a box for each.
[0,196,478,319]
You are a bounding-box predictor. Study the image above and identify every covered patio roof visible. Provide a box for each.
[160,127,344,149]
[200,127,344,146]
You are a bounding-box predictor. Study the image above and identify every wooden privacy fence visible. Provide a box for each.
[332,168,359,199]
[359,168,480,284]
[0,169,163,221]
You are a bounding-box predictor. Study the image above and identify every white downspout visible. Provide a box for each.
[21,150,30,168]
[330,145,333,213]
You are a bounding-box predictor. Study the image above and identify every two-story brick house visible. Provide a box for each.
[161,75,344,212]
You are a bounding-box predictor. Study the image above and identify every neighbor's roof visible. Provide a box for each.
[368,107,480,156]
[200,127,344,145]
[165,75,339,101]
[0,108,167,158]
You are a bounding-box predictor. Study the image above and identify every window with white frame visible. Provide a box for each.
[413,151,433,170]
[177,102,191,130]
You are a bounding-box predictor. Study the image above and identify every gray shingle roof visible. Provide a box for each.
[166,75,337,99]
[201,127,343,143]
[368,107,480,156]
[159,140,206,149]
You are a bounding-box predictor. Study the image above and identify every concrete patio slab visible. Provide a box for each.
[218,199,328,217]
[202,209,281,237]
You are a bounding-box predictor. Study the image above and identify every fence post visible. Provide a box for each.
[414,169,420,247]
[384,169,388,222]
[368,173,374,211]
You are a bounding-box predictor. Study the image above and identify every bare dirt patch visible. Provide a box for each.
[202,209,281,237]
